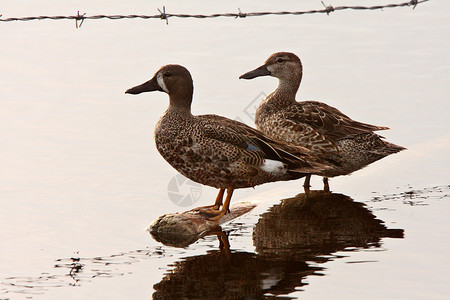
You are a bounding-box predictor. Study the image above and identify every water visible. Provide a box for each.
[1,1,449,299]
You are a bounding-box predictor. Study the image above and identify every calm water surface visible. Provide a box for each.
[1,1,449,299]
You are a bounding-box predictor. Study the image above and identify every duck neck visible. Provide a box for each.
[270,77,301,104]
[169,98,192,113]
[167,88,193,114]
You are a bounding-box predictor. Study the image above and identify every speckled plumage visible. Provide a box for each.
[154,108,317,189]
[240,52,405,182]
[126,64,328,218]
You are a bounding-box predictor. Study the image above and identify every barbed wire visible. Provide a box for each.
[0,0,429,28]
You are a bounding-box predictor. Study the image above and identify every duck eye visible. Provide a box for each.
[164,73,172,77]
[277,58,284,63]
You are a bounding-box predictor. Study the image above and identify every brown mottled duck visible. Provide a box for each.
[126,64,328,220]
[240,52,406,191]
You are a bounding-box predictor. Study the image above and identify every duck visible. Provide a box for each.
[239,52,406,191]
[126,64,328,220]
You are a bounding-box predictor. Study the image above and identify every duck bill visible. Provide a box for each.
[239,64,271,80]
[125,77,162,94]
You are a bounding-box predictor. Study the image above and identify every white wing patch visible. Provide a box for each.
[260,159,286,175]
[157,73,169,93]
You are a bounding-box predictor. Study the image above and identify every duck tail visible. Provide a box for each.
[384,141,407,154]
[368,140,406,156]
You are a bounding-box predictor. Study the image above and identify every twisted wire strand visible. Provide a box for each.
[0,0,428,27]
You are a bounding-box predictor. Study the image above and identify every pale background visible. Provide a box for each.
[0,1,449,299]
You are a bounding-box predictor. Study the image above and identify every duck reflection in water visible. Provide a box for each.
[153,229,317,300]
[253,191,403,262]
[152,191,403,299]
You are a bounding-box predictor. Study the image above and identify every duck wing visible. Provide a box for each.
[285,101,389,141]
[197,114,327,173]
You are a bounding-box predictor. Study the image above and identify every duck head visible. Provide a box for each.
[239,52,303,91]
[126,64,193,110]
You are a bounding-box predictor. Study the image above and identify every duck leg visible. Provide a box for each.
[199,188,234,220]
[208,188,234,221]
[303,174,311,193]
[323,177,330,192]
[197,188,225,211]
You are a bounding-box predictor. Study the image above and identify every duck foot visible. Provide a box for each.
[197,204,221,211]
[196,188,225,212]
[198,207,226,220]
[198,188,234,221]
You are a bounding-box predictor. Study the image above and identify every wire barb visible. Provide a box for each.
[158,6,168,25]
[75,10,86,28]
[321,1,335,15]
[236,8,246,19]
[409,0,419,9]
